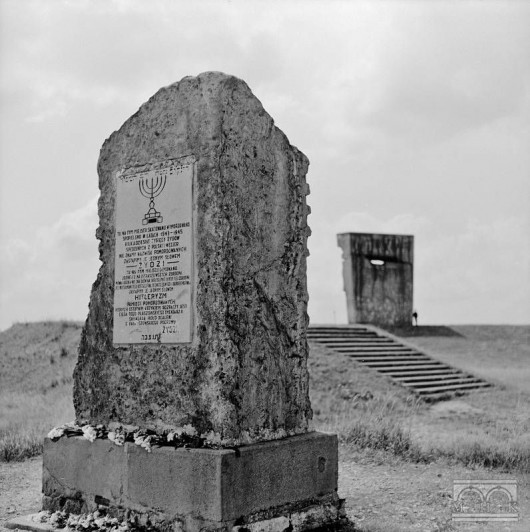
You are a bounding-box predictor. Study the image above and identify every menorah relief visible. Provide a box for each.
[139,174,167,225]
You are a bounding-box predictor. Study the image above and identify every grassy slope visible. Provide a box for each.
[1,321,529,472]
[0,321,82,460]
[309,325,530,471]
[411,325,530,393]
[0,321,83,393]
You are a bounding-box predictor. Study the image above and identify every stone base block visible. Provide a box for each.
[42,432,344,531]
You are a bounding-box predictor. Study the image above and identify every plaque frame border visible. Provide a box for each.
[112,155,197,347]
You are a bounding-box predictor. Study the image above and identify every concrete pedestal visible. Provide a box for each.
[40,432,343,531]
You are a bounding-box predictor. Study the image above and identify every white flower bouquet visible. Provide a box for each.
[45,421,217,452]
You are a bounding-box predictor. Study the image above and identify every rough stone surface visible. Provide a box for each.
[42,433,341,530]
[73,72,312,444]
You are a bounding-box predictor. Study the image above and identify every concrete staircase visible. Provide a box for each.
[308,325,492,400]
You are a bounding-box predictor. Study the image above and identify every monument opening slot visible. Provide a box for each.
[367,255,403,265]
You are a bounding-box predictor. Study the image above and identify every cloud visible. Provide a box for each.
[3,1,528,144]
[0,1,528,327]
[354,3,530,144]
[0,198,99,330]
[0,1,280,121]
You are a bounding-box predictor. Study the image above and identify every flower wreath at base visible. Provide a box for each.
[47,422,223,453]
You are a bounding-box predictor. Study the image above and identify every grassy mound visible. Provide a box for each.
[309,333,530,473]
[0,321,81,461]
[1,321,529,473]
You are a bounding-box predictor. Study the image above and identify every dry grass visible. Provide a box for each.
[0,321,80,461]
[0,388,75,461]
[411,388,530,471]
[0,425,43,462]
[1,321,529,472]
[309,329,530,473]
[309,342,425,461]
[0,321,81,393]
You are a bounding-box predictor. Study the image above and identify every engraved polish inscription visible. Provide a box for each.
[113,158,194,344]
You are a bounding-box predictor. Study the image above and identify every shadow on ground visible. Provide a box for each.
[382,326,463,338]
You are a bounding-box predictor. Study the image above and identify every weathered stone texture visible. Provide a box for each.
[74,72,312,444]
[337,232,414,327]
[42,433,339,525]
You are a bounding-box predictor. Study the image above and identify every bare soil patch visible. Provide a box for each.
[0,458,41,524]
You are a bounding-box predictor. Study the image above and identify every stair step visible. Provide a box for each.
[346,353,426,360]
[363,360,443,367]
[402,377,480,388]
[321,343,407,349]
[377,364,449,372]
[308,328,373,333]
[310,333,388,338]
[344,347,418,356]
[314,339,395,345]
[308,325,491,399]
[309,328,375,332]
[344,348,420,354]
[316,344,399,350]
[393,373,467,382]
[313,344,403,350]
[309,337,379,343]
[337,348,418,354]
[417,382,492,394]
[309,327,370,331]
[351,356,430,363]
[385,368,462,377]
[307,327,374,334]
[308,334,379,339]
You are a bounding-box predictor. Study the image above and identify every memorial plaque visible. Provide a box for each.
[113,157,195,345]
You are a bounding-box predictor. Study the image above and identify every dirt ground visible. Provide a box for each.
[0,457,41,524]
[1,450,528,532]
[341,448,529,532]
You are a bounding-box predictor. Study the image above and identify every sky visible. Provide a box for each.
[0,0,529,331]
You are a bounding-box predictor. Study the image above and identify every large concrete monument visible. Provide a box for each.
[337,232,414,328]
[40,73,343,531]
